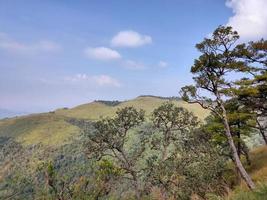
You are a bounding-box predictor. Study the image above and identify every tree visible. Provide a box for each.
[234,39,267,144]
[84,107,146,199]
[180,26,255,189]
[42,161,74,200]
[204,98,256,184]
[204,98,255,164]
[145,103,226,199]
[150,102,199,162]
[90,159,123,199]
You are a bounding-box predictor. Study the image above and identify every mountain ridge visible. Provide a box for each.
[0,108,28,119]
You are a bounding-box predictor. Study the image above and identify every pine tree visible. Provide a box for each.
[234,39,267,144]
[181,26,255,189]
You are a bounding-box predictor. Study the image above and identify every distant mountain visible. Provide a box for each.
[0,108,27,119]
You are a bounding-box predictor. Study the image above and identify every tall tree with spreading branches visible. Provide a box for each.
[84,107,146,199]
[151,102,199,162]
[180,26,255,189]
[145,103,226,199]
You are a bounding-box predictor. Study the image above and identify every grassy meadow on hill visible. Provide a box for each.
[55,96,208,121]
[0,96,208,146]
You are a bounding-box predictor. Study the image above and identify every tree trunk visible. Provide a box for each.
[162,144,168,162]
[220,104,255,190]
[237,130,241,158]
[236,130,242,184]
[132,172,141,200]
[260,130,267,145]
[257,118,267,145]
[244,150,251,166]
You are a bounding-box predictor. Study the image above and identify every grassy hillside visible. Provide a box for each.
[225,146,267,200]
[0,113,79,146]
[0,96,208,146]
[245,146,267,185]
[55,96,209,121]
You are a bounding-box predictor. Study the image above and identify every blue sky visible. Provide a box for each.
[0,0,266,112]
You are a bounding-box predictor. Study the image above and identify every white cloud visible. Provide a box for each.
[37,40,61,52]
[64,74,89,82]
[123,60,146,70]
[158,61,168,68]
[111,30,152,47]
[0,32,61,54]
[226,0,267,40]
[64,74,121,87]
[92,75,121,87]
[84,47,121,60]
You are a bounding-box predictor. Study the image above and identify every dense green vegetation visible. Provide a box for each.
[0,26,266,199]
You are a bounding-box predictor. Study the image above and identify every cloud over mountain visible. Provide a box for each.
[64,74,121,87]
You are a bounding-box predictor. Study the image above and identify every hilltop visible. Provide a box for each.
[0,108,27,119]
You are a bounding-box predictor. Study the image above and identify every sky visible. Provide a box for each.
[0,0,266,113]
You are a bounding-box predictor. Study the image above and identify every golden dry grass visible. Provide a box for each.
[56,96,209,121]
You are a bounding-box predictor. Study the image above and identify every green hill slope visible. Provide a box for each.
[0,96,209,146]
[0,113,79,146]
[55,96,208,121]
[225,146,267,200]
